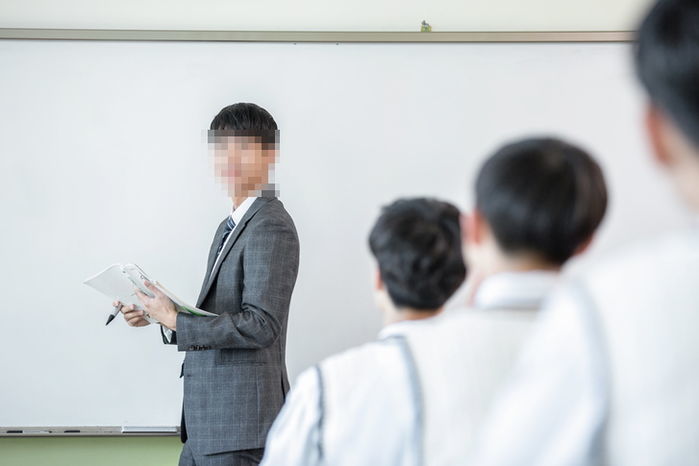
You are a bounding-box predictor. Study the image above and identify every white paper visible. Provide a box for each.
[83,263,216,322]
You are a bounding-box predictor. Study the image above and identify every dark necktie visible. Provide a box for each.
[216,216,236,256]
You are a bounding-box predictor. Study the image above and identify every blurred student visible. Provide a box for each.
[402,137,608,464]
[471,1,699,464]
[261,198,466,466]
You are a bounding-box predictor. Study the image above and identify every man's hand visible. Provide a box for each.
[134,281,178,331]
[113,300,151,327]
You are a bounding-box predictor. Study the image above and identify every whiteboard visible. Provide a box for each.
[0,39,692,428]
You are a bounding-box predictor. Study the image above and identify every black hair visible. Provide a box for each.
[475,138,608,265]
[209,102,279,149]
[636,0,699,147]
[369,198,466,311]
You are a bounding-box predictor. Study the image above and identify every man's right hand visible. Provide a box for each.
[113,300,151,327]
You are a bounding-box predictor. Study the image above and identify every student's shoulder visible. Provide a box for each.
[317,339,405,378]
[559,228,699,317]
[582,228,699,287]
[404,309,536,350]
[288,340,409,409]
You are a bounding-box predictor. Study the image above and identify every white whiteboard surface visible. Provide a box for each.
[0,39,692,427]
[0,0,652,32]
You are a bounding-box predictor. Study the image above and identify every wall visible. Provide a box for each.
[0,0,653,32]
[0,437,181,466]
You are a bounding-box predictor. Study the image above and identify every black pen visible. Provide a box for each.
[106,303,123,326]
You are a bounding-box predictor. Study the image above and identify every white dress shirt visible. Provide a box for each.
[473,271,560,310]
[471,228,699,466]
[401,270,558,464]
[162,197,257,341]
[210,196,257,273]
[262,271,558,465]
[262,319,428,466]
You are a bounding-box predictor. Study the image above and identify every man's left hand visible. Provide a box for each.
[135,281,178,331]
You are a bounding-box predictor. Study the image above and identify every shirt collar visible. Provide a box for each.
[378,318,435,339]
[230,197,257,225]
[473,270,560,311]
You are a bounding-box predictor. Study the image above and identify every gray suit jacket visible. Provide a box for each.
[164,197,300,455]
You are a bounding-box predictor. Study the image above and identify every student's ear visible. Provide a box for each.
[461,210,486,245]
[645,104,673,167]
[573,235,595,257]
[460,213,469,244]
[374,267,384,292]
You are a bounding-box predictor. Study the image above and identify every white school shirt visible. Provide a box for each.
[262,271,558,466]
[261,319,430,466]
[402,270,558,464]
[162,197,257,341]
[471,228,699,466]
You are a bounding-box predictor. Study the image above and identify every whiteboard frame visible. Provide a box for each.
[0,29,633,42]
[1,426,179,437]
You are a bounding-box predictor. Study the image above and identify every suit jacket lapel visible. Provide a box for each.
[204,219,229,283]
[196,197,274,308]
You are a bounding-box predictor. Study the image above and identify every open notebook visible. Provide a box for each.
[84,263,216,323]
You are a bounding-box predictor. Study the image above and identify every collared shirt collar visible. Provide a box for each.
[378,317,436,339]
[473,270,560,311]
[230,197,257,225]
[211,197,258,270]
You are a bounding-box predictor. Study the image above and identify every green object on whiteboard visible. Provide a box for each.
[421,20,432,32]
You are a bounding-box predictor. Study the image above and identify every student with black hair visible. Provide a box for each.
[398,137,607,464]
[469,137,607,275]
[261,198,466,466]
[472,1,699,464]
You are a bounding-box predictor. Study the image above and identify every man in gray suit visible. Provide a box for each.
[119,103,300,465]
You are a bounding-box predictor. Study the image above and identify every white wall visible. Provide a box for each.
[0,38,692,427]
[0,0,653,32]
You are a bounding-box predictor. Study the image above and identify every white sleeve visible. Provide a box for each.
[261,367,323,466]
[471,281,609,466]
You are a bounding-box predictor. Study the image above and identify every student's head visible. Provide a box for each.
[637,0,699,210]
[208,103,279,199]
[369,198,467,322]
[465,138,608,273]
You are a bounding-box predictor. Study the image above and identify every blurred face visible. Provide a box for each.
[372,264,392,313]
[209,135,277,198]
[645,105,699,211]
[461,211,493,271]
